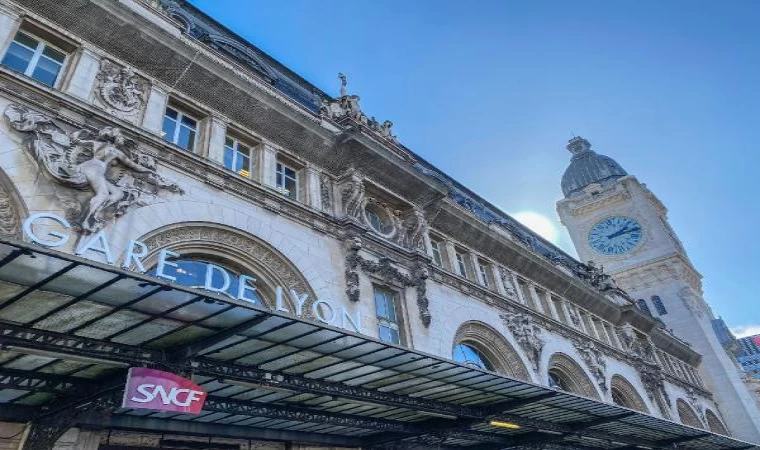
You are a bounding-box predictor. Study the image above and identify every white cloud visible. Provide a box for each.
[731,324,760,338]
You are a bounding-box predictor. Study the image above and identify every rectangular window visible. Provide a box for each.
[517,279,536,309]
[276,161,298,200]
[455,250,469,278]
[1,31,67,87]
[477,260,490,288]
[551,296,568,324]
[224,136,254,178]
[162,106,198,151]
[374,287,401,345]
[430,238,443,267]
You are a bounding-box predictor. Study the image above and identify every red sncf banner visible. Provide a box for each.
[122,367,207,414]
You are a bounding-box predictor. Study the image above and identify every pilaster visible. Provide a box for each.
[261,144,278,188]
[0,6,21,58]
[62,46,100,101]
[305,164,322,210]
[207,115,228,166]
[142,84,168,135]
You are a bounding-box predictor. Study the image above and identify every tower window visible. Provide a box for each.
[651,295,667,315]
[2,30,68,87]
[636,299,652,316]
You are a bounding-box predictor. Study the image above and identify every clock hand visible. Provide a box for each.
[606,227,641,240]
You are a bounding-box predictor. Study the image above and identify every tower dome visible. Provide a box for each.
[561,137,627,197]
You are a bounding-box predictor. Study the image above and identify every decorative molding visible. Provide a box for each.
[500,308,545,373]
[93,59,149,124]
[454,321,531,382]
[636,361,670,406]
[4,104,183,233]
[574,340,608,393]
[343,235,431,326]
[338,168,365,222]
[0,169,23,239]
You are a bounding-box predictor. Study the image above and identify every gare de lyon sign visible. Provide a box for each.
[22,213,362,334]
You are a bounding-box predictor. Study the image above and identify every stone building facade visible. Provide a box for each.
[0,0,754,449]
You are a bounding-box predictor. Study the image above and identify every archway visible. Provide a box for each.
[676,399,704,429]
[452,321,531,381]
[547,353,601,399]
[0,166,26,239]
[137,222,317,315]
[610,375,649,413]
[705,409,729,436]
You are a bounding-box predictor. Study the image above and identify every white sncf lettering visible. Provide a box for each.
[131,384,204,407]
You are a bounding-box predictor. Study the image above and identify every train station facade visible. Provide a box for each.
[0,1,757,449]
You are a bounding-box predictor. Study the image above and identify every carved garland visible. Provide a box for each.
[574,340,608,393]
[500,307,545,373]
[344,235,431,327]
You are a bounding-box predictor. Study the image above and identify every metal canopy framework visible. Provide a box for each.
[0,239,755,450]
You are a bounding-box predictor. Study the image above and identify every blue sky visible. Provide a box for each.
[192,0,760,336]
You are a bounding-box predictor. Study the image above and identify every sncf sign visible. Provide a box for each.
[122,368,207,414]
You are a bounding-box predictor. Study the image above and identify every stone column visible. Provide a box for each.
[63,46,100,101]
[304,164,322,210]
[512,276,528,305]
[0,5,21,57]
[261,144,278,188]
[206,115,228,166]
[142,84,168,135]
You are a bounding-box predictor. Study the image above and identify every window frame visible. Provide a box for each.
[430,238,444,267]
[651,295,667,315]
[224,135,256,179]
[162,105,199,152]
[477,260,491,288]
[373,286,403,345]
[454,249,469,278]
[275,160,299,201]
[1,29,69,88]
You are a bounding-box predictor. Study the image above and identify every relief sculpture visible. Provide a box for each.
[4,104,183,233]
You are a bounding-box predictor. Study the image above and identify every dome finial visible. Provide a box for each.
[567,136,592,155]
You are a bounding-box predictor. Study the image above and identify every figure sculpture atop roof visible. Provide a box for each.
[338,72,347,97]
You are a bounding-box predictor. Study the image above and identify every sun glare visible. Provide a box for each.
[513,211,559,244]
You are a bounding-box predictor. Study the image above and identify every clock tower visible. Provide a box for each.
[556,137,760,441]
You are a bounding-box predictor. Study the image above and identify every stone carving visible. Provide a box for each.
[343,235,431,326]
[4,105,183,233]
[679,286,705,318]
[501,309,545,373]
[685,387,705,419]
[319,174,332,212]
[398,208,427,251]
[574,340,608,392]
[320,73,398,142]
[94,59,148,122]
[497,267,518,300]
[575,260,619,292]
[339,169,365,222]
[636,361,670,406]
[0,177,21,238]
[618,324,656,363]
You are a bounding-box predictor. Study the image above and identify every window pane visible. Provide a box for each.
[223,147,234,171]
[276,171,284,187]
[237,143,250,156]
[237,154,251,177]
[162,116,177,144]
[165,107,178,120]
[14,32,39,49]
[31,56,62,86]
[285,177,297,200]
[177,125,196,151]
[1,42,34,74]
[224,136,234,148]
[375,290,388,318]
[41,45,65,63]
[285,166,296,178]
[181,114,197,128]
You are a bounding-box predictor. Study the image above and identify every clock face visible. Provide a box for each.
[588,216,643,255]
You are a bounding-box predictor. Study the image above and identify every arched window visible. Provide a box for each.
[636,299,652,315]
[651,295,667,315]
[452,322,531,381]
[546,353,601,399]
[148,259,265,305]
[677,399,704,428]
[453,343,494,371]
[705,409,729,436]
[610,375,649,413]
